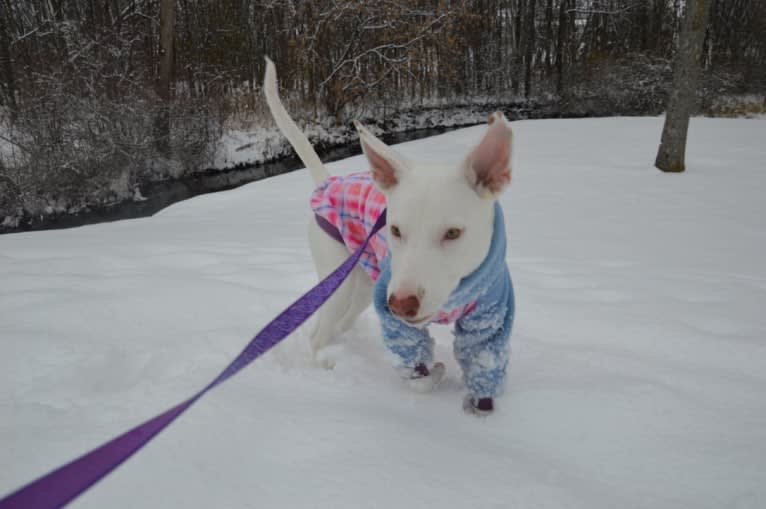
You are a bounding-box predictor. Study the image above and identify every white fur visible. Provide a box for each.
[263,58,512,365]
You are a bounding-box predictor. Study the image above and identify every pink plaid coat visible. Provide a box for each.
[310,172,388,280]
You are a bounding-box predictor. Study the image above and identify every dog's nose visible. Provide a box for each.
[388,293,420,319]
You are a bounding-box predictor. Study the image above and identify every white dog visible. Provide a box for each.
[264,58,515,415]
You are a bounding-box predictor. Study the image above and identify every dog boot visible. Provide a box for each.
[406,362,445,393]
[463,395,494,416]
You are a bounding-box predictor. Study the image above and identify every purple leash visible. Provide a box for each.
[0,211,386,509]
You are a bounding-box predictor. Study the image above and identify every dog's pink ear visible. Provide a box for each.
[354,120,406,190]
[463,112,512,198]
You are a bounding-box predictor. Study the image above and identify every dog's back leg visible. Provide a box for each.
[308,220,373,368]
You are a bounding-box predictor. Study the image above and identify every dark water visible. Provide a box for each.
[3,126,464,235]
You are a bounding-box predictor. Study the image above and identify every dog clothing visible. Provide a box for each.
[310,172,389,280]
[311,173,515,398]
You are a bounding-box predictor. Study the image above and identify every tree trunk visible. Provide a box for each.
[155,0,175,156]
[512,0,523,95]
[555,0,566,95]
[0,7,17,119]
[544,0,553,75]
[524,0,536,98]
[655,0,712,173]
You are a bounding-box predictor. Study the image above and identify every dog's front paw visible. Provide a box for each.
[405,362,445,393]
[462,395,494,416]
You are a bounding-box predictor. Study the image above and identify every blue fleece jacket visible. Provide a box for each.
[373,203,515,398]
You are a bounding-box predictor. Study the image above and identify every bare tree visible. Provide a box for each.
[155,0,176,155]
[524,0,537,97]
[300,1,451,124]
[655,0,712,173]
[0,6,16,118]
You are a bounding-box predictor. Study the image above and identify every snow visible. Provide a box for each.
[213,126,292,168]
[2,116,766,509]
[212,107,499,169]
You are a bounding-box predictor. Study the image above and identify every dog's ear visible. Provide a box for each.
[463,112,512,199]
[354,120,407,190]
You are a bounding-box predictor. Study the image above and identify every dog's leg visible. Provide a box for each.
[308,220,373,368]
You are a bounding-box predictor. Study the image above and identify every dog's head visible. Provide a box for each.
[355,112,512,327]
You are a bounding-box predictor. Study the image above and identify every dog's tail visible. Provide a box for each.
[263,57,329,186]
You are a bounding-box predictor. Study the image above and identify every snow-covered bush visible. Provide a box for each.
[0,81,219,224]
[705,94,766,118]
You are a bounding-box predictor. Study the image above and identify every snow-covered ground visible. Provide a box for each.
[2,117,765,509]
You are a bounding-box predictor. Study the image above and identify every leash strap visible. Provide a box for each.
[0,210,386,509]
[314,213,345,245]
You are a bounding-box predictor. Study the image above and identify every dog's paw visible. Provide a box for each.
[462,395,494,417]
[406,362,445,393]
[312,347,338,370]
[317,358,336,370]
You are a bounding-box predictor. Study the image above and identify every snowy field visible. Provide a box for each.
[2,117,765,509]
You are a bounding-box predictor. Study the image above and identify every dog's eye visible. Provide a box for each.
[390,225,402,238]
[444,228,463,241]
